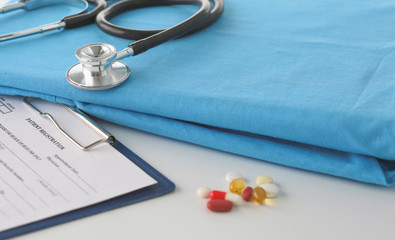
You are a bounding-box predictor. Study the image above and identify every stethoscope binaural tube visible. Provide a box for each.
[62,0,107,29]
[0,0,107,42]
[66,0,224,90]
[0,0,89,13]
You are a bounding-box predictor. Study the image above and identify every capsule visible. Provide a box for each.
[196,187,211,198]
[256,175,273,185]
[229,178,246,194]
[207,200,233,212]
[209,190,243,205]
[252,186,266,204]
[242,186,253,202]
[261,183,279,198]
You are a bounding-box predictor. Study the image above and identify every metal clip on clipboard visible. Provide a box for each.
[23,97,115,151]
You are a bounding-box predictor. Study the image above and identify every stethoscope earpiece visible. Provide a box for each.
[66,43,130,90]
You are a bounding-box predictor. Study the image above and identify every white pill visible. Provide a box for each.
[260,183,279,198]
[225,193,243,206]
[196,187,211,198]
[256,176,273,185]
[225,172,242,183]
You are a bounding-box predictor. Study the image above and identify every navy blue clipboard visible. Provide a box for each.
[0,140,176,239]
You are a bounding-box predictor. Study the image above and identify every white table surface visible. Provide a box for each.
[11,119,395,240]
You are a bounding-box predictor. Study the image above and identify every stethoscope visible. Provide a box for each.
[1,0,224,90]
[0,0,107,41]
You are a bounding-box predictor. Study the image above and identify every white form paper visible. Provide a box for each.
[0,95,157,232]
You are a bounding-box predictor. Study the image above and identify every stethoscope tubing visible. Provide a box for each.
[63,0,107,29]
[0,0,108,42]
[96,0,224,55]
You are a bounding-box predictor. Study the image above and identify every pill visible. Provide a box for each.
[261,183,279,198]
[256,175,273,185]
[196,187,211,198]
[242,186,252,202]
[209,190,226,199]
[229,178,246,194]
[225,172,242,183]
[207,200,233,212]
[209,190,243,205]
[252,186,266,204]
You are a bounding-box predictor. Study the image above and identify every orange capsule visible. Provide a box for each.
[229,178,246,194]
[252,186,266,204]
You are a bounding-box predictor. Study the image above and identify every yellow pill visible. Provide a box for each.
[252,186,266,204]
[229,178,246,194]
[256,176,273,185]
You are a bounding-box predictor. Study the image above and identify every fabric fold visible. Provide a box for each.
[2,0,395,185]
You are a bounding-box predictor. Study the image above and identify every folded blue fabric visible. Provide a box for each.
[1,0,395,185]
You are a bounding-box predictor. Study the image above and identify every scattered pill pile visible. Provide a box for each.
[197,172,280,212]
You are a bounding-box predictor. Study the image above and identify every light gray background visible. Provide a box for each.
[12,120,395,240]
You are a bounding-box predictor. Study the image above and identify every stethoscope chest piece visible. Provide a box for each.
[66,43,130,90]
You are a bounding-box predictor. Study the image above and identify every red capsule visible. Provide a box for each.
[242,187,252,202]
[209,190,226,200]
[207,200,233,212]
[209,190,242,205]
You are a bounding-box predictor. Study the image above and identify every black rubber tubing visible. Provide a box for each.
[63,0,108,29]
[96,0,224,56]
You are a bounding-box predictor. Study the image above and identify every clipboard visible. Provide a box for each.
[0,97,175,240]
